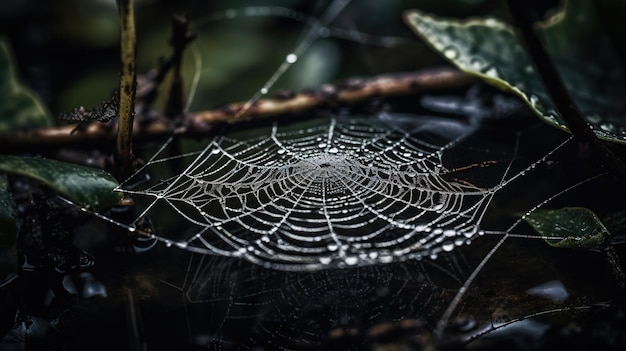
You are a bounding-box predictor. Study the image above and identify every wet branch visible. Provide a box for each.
[0,68,473,151]
[191,68,473,127]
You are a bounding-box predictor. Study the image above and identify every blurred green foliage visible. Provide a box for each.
[0,0,508,116]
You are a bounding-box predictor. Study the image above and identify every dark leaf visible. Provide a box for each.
[0,155,122,211]
[404,0,626,144]
[524,207,609,250]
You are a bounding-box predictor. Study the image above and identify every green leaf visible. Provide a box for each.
[0,37,53,131]
[404,0,626,144]
[0,155,122,211]
[0,174,17,287]
[524,207,609,250]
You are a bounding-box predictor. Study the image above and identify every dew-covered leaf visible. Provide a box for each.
[404,0,626,144]
[0,155,122,211]
[524,207,609,250]
[0,174,18,287]
[0,37,53,131]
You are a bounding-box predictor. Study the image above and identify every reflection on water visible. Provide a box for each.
[2,228,623,350]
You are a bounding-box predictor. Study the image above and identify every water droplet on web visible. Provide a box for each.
[261,235,270,243]
[260,87,269,95]
[165,241,172,248]
[211,148,220,155]
[463,230,474,238]
[443,229,456,237]
[286,53,298,63]
[328,147,338,154]
[318,143,327,148]
[176,241,188,249]
[442,242,454,252]
[277,149,286,155]
[319,256,331,265]
[344,256,358,265]
[327,243,339,251]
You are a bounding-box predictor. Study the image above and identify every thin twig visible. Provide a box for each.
[506,0,626,182]
[165,15,196,118]
[116,0,137,176]
[190,68,474,127]
[0,68,473,152]
[603,243,626,290]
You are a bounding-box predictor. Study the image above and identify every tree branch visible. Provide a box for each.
[0,68,474,152]
[189,68,473,128]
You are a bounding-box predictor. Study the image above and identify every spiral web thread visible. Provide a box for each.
[116,116,517,270]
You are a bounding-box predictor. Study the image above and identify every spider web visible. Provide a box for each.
[120,115,506,270]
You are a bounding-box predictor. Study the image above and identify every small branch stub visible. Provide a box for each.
[117,0,137,176]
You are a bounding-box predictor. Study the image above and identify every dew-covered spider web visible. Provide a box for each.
[120,114,541,271]
[69,1,624,350]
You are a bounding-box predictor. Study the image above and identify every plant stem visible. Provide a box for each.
[165,15,196,118]
[116,0,137,176]
[506,0,626,182]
